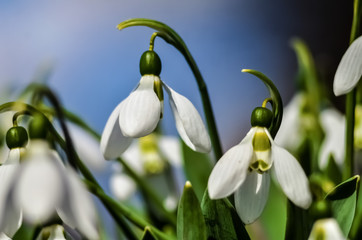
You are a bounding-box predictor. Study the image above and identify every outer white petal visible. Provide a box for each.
[14,143,64,223]
[100,102,133,160]
[234,172,270,224]
[319,108,345,168]
[334,35,362,96]
[0,164,22,237]
[163,83,211,153]
[110,173,137,201]
[57,168,99,240]
[208,128,256,199]
[271,143,312,209]
[308,218,345,240]
[274,94,302,150]
[119,75,161,138]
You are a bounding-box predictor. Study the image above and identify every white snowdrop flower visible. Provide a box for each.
[333,35,362,96]
[208,107,312,224]
[308,218,345,240]
[101,50,211,159]
[0,140,99,240]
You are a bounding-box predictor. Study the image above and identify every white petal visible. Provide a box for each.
[308,218,345,240]
[6,148,22,165]
[101,102,133,159]
[234,172,270,224]
[163,83,211,153]
[208,128,256,199]
[158,136,182,167]
[14,153,64,223]
[119,75,161,138]
[57,168,99,240]
[334,35,362,96]
[272,143,312,209]
[0,164,22,237]
[319,108,345,168]
[110,173,137,201]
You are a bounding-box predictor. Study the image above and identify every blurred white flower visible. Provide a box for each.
[308,218,345,240]
[68,124,106,171]
[101,75,211,159]
[208,127,312,224]
[275,94,345,169]
[0,140,99,239]
[110,134,183,211]
[333,35,362,96]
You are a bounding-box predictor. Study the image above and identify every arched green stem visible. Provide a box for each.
[12,110,31,127]
[262,98,273,108]
[117,18,222,160]
[241,69,283,138]
[149,32,159,51]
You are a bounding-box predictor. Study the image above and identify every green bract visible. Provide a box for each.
[6,126,28,149]
[28,114,49,139]
[250,107,273,128]
[139,50,162,76]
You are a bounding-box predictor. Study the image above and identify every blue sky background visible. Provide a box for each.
[0,0,351,150]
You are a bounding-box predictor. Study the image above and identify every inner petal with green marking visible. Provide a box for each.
[250,128,272,173]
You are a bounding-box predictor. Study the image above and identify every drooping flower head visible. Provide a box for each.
[208,102,312,224]
[101,45,211,159]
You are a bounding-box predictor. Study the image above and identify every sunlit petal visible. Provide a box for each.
[100,102,133,159]
[163,83,211,153]
[119,75,161,138]
[334,35,362,96]
[272,143,312,209]
[235,172,270,224]
[208,128,256,199]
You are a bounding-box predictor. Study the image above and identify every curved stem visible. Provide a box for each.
[117,19,223,160]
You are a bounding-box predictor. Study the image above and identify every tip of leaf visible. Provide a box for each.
[241,69,249,73]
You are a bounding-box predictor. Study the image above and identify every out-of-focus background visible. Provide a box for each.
[0,0,353,238]
[0,0,352,149]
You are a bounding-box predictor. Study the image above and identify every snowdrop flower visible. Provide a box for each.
[275,94,345,169]
[110,134,183,210]
[0,140,99,240]
[101,50,211,159]
[308,218,345,240]
[333,35,362,96]
[208,106,312,224]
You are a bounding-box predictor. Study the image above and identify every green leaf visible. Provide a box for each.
[142,227,159,240]
[325,175,360,237]
[201,189,250,240]
[181,141,213,201]
[241,69,282,138]
[177,181,207,240]
[324,155,342,185]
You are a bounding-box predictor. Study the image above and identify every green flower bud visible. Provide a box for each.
[6,126,28,149]
[139,50,162,76]
[250,107,273,128]
[28,114,49,139]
